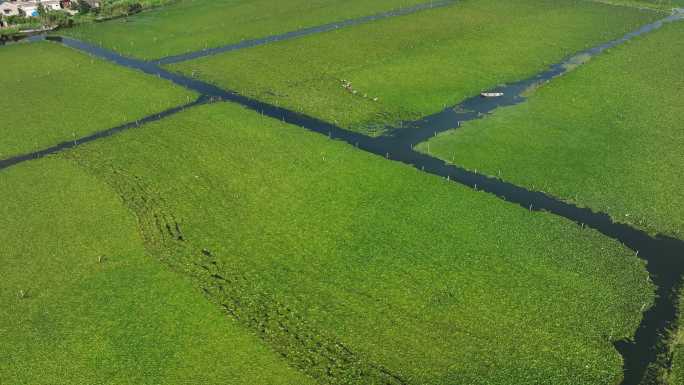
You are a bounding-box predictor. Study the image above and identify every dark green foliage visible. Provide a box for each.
[77,0,92,14]
[36,3,47,18]
[4,15,34,25]
[45,10,73,27]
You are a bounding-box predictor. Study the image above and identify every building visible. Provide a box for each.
[1,1,21,16]
[0,0,67,17]
[80,0,99,8]
[41,0,63,11]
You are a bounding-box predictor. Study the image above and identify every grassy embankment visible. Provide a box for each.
[591,0,684,10]
[673,347,684,384]
[167,0,660,136]
[0,159,315,385]
[63,0,433,61]
[671,295,684,385]
[0,42,195,159]
[64,102,654,385]
[674,349,684,384]
[417,21,684,239]
[72,0,178,22]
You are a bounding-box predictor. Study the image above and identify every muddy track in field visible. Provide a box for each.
[64,160,409,385]
[1,9,683,385]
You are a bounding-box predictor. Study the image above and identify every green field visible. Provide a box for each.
[0,158,315,385]
[63,0,432,60]
[3,0,683,383]
[59,102,654,385]
[167,0,659,136]
[0,42,194,159]
[417,21,684,239]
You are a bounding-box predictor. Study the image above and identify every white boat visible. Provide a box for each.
[480,92,504,98]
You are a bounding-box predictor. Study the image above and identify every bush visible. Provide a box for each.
[127,2,142,14]
[4,14,41,30]
[46,10,73,27]
[7,15,35,25]
[0,26,20,39]
[95,1,144,18]
[77,0,92,14]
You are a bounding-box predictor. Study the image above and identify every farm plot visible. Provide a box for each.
[417,21,684,239]
[0,159,315,385]
[63,0,434,61]
[64,102,654,385]
[167,0,660,136]
[0,42,195,159]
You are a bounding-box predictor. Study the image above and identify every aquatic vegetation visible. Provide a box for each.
[0,42,195,159]
[65,102,653,385]
[418,21,684,239]
[2,1,680,383]
[0,159,313,385]
[63,0,433,60]
[167,0,659,135]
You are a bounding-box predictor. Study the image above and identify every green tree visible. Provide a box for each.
[37,3,47,18]
[77,0,91,14]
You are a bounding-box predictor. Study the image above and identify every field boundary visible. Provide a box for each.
[151,0,457,65]
[0,96,211,172]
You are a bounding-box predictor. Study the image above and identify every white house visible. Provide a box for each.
[1,0,66,17]
[0,1,21,16]
[21,3,38,17]
[42,0,62,11]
